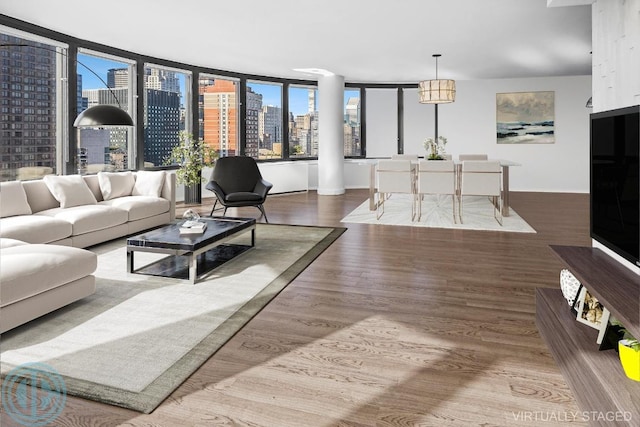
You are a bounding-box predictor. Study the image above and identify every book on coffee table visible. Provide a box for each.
[179,220,207,235]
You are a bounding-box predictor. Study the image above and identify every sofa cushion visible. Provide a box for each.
[43,175,98,208]
[98,171,135,201]
[36,205,128,236]
[0,215,73,244]
[132,171,166,197]
[0,181,32,218]
[0,244,97,307]
[0,238,28,249]
[99,196,170,221]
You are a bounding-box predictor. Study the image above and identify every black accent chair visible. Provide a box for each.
[205,156,273,222]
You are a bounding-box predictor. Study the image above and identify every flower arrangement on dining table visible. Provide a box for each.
[423,135,448,160]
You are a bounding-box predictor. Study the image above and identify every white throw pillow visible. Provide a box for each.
[132,171,166,197]
[98,171,135,201]
[43,175,98,208]
[0,181,32,218]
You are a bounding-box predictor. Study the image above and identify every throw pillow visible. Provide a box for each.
[132,171,166,197]
[98,171,135,201]
[43,175,98,208]
[0,181,32,218]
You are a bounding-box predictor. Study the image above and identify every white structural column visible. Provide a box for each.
[317,74,345,195]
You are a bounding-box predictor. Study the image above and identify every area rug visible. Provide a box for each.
[341,194,535,233]
[0,224,345,413]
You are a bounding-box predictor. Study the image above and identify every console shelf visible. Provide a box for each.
[536,245,640,426]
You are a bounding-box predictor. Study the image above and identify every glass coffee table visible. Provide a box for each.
[126,217,256,284]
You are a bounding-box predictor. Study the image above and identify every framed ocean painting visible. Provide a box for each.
[496,91,555,144]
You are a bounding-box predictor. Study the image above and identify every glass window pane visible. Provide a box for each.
[143,65,191,167]
[288,86,318,158]
[246,81,282,160]
[344,89,361,157]
[365,88,398,157]
[199,76,238,157]
[77,51,134,173]
[0,33,65,181]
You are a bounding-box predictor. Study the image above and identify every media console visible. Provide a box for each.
[536,245,639,426]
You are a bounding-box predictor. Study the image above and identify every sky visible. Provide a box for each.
[78,54,359,117]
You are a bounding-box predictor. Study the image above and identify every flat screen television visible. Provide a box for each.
[590,105,640,267]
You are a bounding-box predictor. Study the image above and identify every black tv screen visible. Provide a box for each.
[590,105,640,267]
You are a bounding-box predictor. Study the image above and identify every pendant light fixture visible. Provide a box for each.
[418,54,456,104]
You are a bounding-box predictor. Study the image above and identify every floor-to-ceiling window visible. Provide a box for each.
[198,75,239,157]
[288,85,318,158]
[0,27,67,181]
[143,64,191,167]
[246,81,283,160]
[344,89,362,157]
[76,49,136,173]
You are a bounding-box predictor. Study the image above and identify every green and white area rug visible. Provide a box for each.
[341,194,535,233]
[0,224,344,413]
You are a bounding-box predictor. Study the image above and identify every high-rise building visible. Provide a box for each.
[200,79,238,157]
[107,68,129,89]
[245,88,262,158]
[259,105,282,150]
[345,97,360,126]
[144,68,180,93]
[0,36,58,181]
[308,89,316,114]
[143,89,180,167]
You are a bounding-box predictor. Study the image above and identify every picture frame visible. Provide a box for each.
[598,314,625,351]
[570,284,584,316]
[496,91,555,144]
[575,287,606,330]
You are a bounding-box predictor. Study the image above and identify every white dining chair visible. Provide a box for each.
[376,159,417,220]
[459,160,502,225]
[459,154,488,161]
[392,154,419,161]
[417,160,457,222]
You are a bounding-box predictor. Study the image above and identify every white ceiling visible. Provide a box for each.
[0,0,592,83]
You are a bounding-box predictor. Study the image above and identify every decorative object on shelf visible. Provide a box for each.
[496,91,555,144]
[618,340,640,381]
[607,319,640,380]
[165,131,218,205]
[423,136,448,160]
[560,268,582,306]
[419,54,455,152]
[574,287,605,330]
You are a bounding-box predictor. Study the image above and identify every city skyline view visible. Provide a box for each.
[79,55,358,117]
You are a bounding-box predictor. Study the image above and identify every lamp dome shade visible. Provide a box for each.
[73,104,134,127]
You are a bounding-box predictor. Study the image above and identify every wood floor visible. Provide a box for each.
[21,190,593,426]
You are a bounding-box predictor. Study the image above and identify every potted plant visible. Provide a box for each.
[611,319,640,381]
[165,131,218,205]
[423,136,448,160]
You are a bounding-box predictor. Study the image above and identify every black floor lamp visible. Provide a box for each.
[1,43,134,128]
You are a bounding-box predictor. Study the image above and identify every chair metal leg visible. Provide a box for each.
[257,205,269,223]
[209,199,218,217]
[376,193,385,219]
[223,207,228,217]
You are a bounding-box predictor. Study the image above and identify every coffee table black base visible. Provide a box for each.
[133,243,252,281]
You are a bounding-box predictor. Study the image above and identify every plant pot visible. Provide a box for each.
[618,340,640,381]
[184,183,202,205]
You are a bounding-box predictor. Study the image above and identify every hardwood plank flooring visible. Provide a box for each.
[5,190,593,426]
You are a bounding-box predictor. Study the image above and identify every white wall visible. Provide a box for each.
[405,76,592,192]
[592,0,640,112]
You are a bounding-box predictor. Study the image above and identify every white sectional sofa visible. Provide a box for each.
[0,170,176,333]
